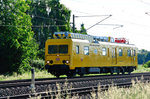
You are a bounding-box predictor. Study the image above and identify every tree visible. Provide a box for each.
[145,52,150,62]
[29,0,71,49]
[0,0,38,74]
[138,49,150,64]
[80,23,87,34]
[74,23,87,34]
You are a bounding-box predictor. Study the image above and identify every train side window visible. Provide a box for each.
[131,50,133,56]
[112,48,116,57]
[102,47,107,56]
[134,50,136,56]
[127,49,131,56]
[94,49,98,54]
[84,46,89,55]
[119,49,123,56]
[76,45,79,54]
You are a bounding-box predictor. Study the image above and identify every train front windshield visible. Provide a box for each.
[48,45,68,54]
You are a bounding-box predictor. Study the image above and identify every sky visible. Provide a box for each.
[60,0,150,51]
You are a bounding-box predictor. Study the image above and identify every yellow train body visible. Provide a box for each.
[45,32,137,77]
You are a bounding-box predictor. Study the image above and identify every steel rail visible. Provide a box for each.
[1,79,149,99]
[0,72,150,88]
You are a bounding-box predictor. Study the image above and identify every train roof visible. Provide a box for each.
[72,39,136,48]
[52,32,135,47]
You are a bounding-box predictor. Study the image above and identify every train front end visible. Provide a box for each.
[45,38,72,77]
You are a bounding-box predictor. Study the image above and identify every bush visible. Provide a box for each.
[0,0,38,74]
[37,48,45,60]
[30,59,45,69]
[143,61,150,68]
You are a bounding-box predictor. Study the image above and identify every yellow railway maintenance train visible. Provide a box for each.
[45,32,137,78]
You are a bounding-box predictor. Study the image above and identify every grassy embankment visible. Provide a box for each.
[0,65,150,81]
[1,65,150,99]
[33,80,150,99]
[87,81,150,99]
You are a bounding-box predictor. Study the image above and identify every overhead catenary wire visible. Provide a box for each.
[0,24,67,27]
[71,10,92,15]
[138,0,150,5]
[98,24,123,29]
[30,3,69,12]
[0,15,68,23]
[33,16,68,23]
[98,24,123,26]
[75,15,112,18]
[86,15,112,31]
[31,2,94,16]
[145,12,150,16]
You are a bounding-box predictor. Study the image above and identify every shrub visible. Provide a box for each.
[37,48,45,60]
[0,0,38,74]
[30,59,45,69]
[143,61,150,68]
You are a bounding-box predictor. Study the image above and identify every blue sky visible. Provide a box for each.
[60,0,150,51]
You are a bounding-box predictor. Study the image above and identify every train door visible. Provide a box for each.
[131,50,135,64]
[112,48,117,64]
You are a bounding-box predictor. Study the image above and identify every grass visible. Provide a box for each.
[29,79,150,99]
[0,70,55,81]
[0,65,150,81]
[133,65,150,73]
[1,64,150,99]
[90,80,150,99]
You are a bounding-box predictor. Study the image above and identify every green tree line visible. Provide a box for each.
[0,0,86,74]
[138,49,150,65]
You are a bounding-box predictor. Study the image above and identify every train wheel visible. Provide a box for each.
[67,74,73,78]
[110,68,114,75]
[121,68,125,75]
[128,67,132,75]
[121,70,125,75]
[56,74,60,78]
[79,74,84,77]
[128,71,131,75]
[117,68,120,75]
[67,75,71,78]
[128,68,131,75]
[67,71,76,78]
[110,72,113,75]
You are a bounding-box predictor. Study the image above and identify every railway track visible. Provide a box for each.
[0,72,150,99]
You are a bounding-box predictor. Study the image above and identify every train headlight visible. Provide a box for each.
[62,60,69,64]
[47,60,53,64]
[66,60,69,64]
[46,61,50,64]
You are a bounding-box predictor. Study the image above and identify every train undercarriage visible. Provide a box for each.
[45,65,136,78]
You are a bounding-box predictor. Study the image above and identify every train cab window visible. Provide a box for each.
[119,49,123,56]
[127,50,131,56]
[84,46,89,55]
[59,45,68,54]
[48,45,68,54]
[134,50,136,56]
[48,45,57,54]
[102,47,107,56]
[76,46,79,54]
